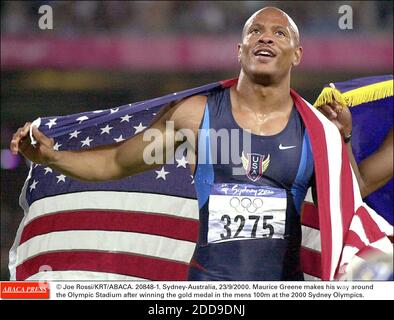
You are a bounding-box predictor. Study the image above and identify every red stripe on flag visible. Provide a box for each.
[292,90,332,280]
[356,207,386,243]
[356,245,385,259]
[300,247,322,279]
[220,78,238,88]
[16,251,190,281]
[344,230,367,250]
[20,210,199,244]
[301,202,319,229]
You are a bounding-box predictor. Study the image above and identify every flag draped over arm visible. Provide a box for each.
[9,77,392,281]
[314,75,393,226]
[301,75,393,280]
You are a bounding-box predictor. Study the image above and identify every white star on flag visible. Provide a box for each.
[100,125,113,135]
[69,130,81,139]
[110,108,119,114]
[114,135,125,142]
[45,118,57,129]
[133,123,147,134]
[176,156,188,168]
[44,167,53,175]
[120,114,133,122]
[81,137,93,147]
[190,175,194,184]
[155,167,170,180]
[29,180,38,191]
[56,174,66,183]
[53,142,62,151]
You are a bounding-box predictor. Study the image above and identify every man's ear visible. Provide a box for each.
[292,46,303,66]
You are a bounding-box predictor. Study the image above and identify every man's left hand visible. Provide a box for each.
[318,83,352,137]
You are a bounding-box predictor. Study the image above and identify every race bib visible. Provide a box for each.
[207,183,287,243]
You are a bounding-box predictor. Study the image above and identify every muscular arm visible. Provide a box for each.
[49,118,172,181]
[11,95,207,182]
[319,100,393,198]
[357,128,393,197]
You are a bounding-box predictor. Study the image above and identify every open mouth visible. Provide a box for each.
[253,48,276,58]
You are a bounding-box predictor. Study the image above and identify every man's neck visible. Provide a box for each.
[234,72,293,115]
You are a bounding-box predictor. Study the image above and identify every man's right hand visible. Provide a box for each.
[10,122,56,165]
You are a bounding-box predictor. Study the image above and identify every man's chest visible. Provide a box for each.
[232,109,292,136]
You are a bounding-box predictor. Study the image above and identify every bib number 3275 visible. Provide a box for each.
[207,184,287,243]
[220,213,274,240]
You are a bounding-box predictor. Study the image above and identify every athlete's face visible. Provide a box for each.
[238,8,302,83]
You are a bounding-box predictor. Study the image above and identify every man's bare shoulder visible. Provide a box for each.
[174,95,207,110]
[169,95,207,131]
[150,95,207,133]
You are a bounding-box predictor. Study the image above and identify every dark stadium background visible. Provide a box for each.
[1,1,392,280]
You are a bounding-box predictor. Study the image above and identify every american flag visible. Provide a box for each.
[9,80,232,281]
[326,75,393,226]
[9,78,393,281]
[304,75,393,280]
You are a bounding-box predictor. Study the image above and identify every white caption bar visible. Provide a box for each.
[46,281,394,300]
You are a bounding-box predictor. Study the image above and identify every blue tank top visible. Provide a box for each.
[189,88,314,280]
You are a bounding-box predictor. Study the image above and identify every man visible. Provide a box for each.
[9,7,390,280]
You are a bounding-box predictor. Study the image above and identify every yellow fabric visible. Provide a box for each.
[314,79,393,108]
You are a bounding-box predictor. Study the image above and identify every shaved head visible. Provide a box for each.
[242,7,300,46]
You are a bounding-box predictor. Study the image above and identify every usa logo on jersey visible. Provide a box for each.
[241,151,270,182]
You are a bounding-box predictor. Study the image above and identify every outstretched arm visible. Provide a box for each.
[10,95,206,182]
[319,93,393,198]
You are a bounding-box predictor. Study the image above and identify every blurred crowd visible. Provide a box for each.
[1,0,393,36]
